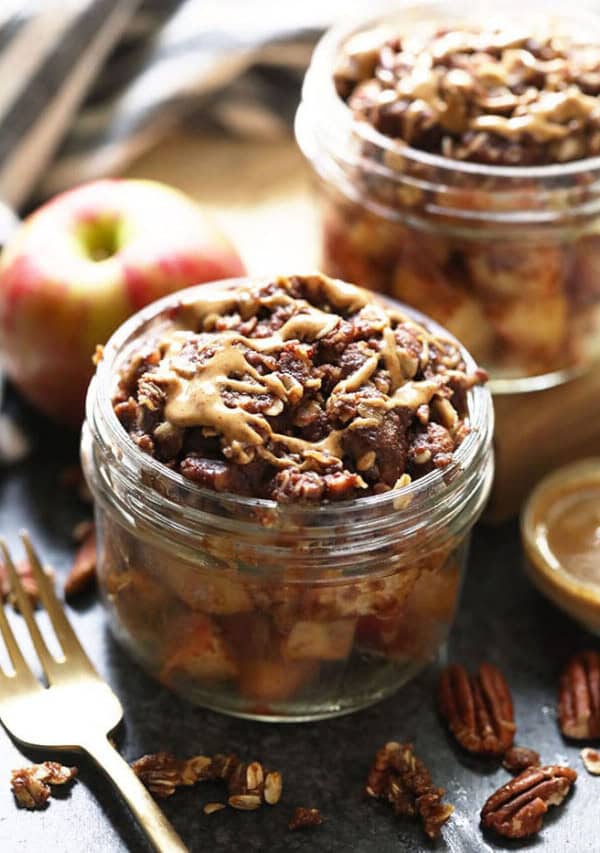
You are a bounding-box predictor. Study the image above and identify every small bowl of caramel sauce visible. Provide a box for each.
[522,459,600,632]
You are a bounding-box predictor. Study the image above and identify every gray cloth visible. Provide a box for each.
[0,0,363,210]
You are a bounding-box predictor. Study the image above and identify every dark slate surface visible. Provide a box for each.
[0,388,596,853]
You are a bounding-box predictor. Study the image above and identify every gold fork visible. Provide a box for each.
[0,533,188,853]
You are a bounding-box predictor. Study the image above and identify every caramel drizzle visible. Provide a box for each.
[150,277,446,471]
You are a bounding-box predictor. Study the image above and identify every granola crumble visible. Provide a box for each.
[113,273,484,503]
[131,752,282,808]
[11,762,77,810]
[288,806,323,830]
[337,26,600,165]
[364,741,453,839]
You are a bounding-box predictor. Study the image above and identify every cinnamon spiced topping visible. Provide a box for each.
[113,274,484,502]
[336,26,600,165]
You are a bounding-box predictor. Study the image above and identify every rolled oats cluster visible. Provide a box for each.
[336,27,600,165]
[113,273,483,503]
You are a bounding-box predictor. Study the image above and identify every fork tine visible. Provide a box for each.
[20,532,95,667]
[0,593,29,676]
[0,538,61,682]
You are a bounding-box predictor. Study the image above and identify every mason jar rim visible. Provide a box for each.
[85,277,493,543]
[299,0,600,185]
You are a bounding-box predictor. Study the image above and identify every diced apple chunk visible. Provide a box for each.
[160,614,238,684]
[281,619,356,661]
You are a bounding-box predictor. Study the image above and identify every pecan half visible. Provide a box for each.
[438,663,515,756]
[558,651,600,739]
[481,765,576,839]
[502,746,541,774]
[289,807,323,830]
[65,526,97,598]
[364,741,453,839]
[11,762,78,810]
[0,558,55,610]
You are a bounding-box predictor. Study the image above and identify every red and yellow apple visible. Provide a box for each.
[0,178,245,425]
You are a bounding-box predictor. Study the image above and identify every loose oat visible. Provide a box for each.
[228,794,262,811]
[581,748,600,775]
[203,802,226,815]
[263,771,283,805]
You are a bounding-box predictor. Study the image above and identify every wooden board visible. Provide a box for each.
[125,132,600,521]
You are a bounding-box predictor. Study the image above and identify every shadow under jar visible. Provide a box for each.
[82,279,493,722]
[296,1,600,392]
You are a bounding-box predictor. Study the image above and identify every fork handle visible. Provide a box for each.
[83,736,189,853]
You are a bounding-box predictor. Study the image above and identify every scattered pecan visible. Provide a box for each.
[438,663,515,756]
[480,765,577,839]
[11,762,78,810]
[289,806,323,830]
[364,741,453,840]
[59,464,92,504]
[0,557,54,610]
[72,520,94,543]
[558,651,600,739]
[64,526,97,598]
[580,748,600,775]
[131,752,282,808]
[502,746,541,774]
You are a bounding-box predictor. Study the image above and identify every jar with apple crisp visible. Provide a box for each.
[296,1,600,392]
[82,273,493,721]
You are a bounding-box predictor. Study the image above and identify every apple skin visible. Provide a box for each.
[0,178,245,426]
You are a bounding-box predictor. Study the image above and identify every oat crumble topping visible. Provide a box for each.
[336,26,600,165]
[113,273,484,502]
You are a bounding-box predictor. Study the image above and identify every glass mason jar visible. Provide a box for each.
[82,281,494,722]
[296,1,600,393]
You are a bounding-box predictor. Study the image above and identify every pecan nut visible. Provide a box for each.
[364,741,453,839]
[481,765,576,839]
[502,746,540,775]
[438,662,515,756]
[65,526,97,598]
[558,650,600,739]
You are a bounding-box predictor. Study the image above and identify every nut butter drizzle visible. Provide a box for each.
[149,276,449,474]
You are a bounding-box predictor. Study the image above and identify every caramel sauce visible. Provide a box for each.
[545,482,600,585]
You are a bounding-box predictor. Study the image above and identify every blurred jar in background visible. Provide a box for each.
[296,1,600,393]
